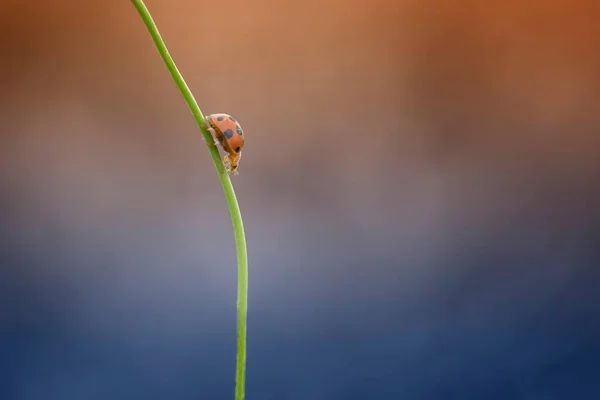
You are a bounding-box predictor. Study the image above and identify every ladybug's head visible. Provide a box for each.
[224,153,242,175]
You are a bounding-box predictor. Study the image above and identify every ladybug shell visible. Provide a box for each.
[206,113,244,156]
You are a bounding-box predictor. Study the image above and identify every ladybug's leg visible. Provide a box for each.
[207,126,222,141]
[222,155,232,173]
[205,127,219,147]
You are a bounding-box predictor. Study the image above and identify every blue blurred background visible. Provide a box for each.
[1,0,599,399]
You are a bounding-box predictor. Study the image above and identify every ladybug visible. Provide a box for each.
[205,113,245,175]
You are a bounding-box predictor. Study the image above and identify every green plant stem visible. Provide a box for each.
[130,1,248,399]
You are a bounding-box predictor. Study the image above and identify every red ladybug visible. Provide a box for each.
[205,113,245,174]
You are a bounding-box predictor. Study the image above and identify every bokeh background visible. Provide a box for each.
[1,0,599,399]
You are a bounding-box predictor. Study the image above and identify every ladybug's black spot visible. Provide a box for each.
[217,116,224,121]
[223,129,234,139]
[235,146,241,153]
[236,126,243,135]
[229,116,236,122]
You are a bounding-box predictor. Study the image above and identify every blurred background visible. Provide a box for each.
[1,0,599,399]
